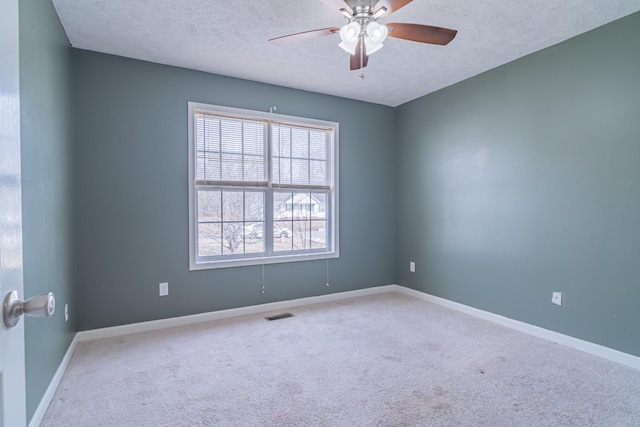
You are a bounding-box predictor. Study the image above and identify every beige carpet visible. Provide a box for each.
[42,292,640,426]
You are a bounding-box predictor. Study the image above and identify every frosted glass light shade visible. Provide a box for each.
[364,21,388,55]
[339,22,360,55]
[366,21,388,45]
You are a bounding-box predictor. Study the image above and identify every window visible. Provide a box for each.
[188,103,339,269]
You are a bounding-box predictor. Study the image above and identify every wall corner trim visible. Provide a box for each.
[28,334,79,427]
[393,285,640,371]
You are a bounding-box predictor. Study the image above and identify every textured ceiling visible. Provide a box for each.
[51,0,640,107]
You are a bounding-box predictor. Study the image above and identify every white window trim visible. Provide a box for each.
[188,102,339,270]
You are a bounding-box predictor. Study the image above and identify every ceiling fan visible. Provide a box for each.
[268,0,458,72]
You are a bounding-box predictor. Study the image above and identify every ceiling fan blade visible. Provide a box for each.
[386,23,457,45]
[317,0,353,15]
[269,27,340,45]
[373,0,413,16]
[349,40,369,71]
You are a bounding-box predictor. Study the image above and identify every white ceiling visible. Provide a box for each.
[51,0,640,107]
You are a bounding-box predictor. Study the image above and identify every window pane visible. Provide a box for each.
[271,125,328,187]
[198,223,222,256]
[274,191,293,252]
[221,222,245,254]
[245,192,264,221]
[311,192,327,217]
[272,158,281,184]
[198,190,221,222]
[310,161,326,185]
[203,116,220,152]
[274,220,293,252]
[221,153,243,181]
[291,159,308,185]
[275,126,291,157]
[196,156,204,181]
[195,114,266,184]
[293,192,312,220]
[292,219,312,250]
[243,122,264,155]
[244,222,265,253]
[274,191,292,219]
[196,190,267,258]
[243,154,265,181]
[279,158,291,184]
[291,128,309,158]
[198,190,265,257]
[222,191,244,221]
[309,131,326,160]
[311,220,327,249]
[221,120,243,153]
[195,114,222,182]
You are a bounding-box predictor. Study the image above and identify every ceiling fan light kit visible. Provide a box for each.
[269,0,458,72]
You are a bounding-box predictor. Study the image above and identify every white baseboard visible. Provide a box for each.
[29,333,79,427]
[77,285,397,342]
[34,283,640,426]
[393,285,640,371]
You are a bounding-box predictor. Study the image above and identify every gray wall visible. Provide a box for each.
[72,51,397,330]
[396,12,640,357]
[19,0,75,421]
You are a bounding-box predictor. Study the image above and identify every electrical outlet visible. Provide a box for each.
[159,282,169,296]
[410,262,415,273]
[552,292,562,306]
[64,304,69,322]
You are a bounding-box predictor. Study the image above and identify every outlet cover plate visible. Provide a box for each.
[552,292,562,306]
[159,282,169,296]
[409,262,415,273]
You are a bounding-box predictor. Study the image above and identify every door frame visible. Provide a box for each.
[0,0,28,425]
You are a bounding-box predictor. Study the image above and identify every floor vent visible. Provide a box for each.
[265,312,294,321]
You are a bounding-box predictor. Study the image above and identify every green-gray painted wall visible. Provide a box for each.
[71,50,397,330]
[19,0,75,421]
[396,12,640,357]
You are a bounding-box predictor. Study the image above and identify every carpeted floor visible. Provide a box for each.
[42,292,640,426]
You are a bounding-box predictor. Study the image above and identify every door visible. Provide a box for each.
[0,0,27,425]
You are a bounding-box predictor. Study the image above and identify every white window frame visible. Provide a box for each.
[188,102,339,270]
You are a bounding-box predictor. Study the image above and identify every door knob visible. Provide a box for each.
[3,291,55,328]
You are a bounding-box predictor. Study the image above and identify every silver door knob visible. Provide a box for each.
[3,291,55,328]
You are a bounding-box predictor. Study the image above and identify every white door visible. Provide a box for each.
[0,0,27,425]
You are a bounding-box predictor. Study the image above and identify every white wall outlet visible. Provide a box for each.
[64,304,69,322]
[409,262,416,273]
[552,292,562,306]
[159,282,169,296]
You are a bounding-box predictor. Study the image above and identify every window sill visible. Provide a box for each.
[189,250,339,270]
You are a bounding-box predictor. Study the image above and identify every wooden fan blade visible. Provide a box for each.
[318,0,353,15]
[269,27,340,45]
[386,23,457,45]
[373,0,413,16]
[349,40,369,71]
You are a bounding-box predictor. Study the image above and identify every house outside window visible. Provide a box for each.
[188,103,339,269]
